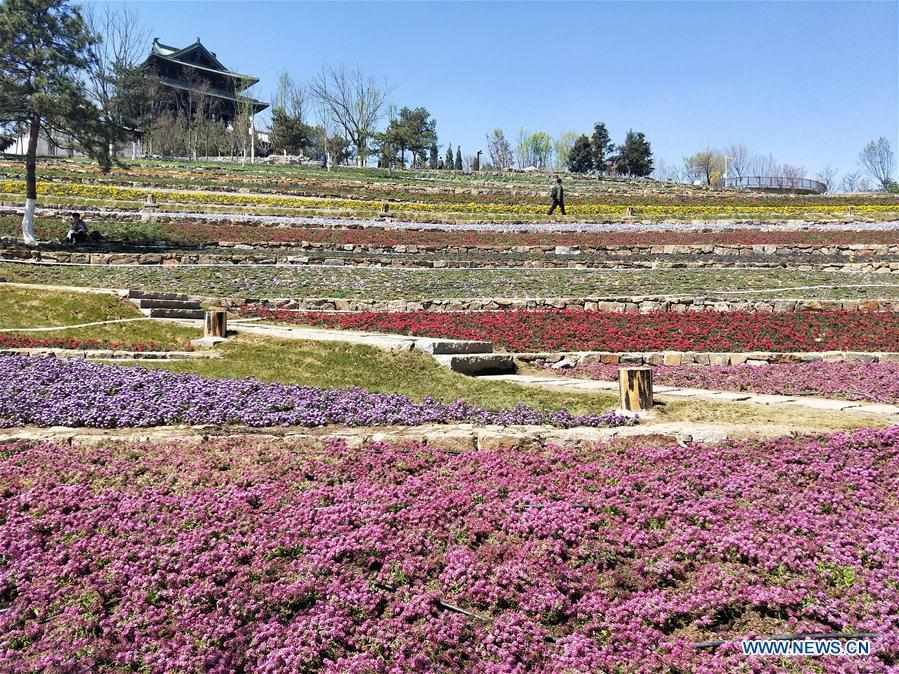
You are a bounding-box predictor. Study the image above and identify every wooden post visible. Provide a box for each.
[619,367,653,411]
[204,310,227,339]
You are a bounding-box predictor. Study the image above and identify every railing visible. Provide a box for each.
[724,176,827,194]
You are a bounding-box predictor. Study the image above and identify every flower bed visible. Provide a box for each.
[0,355,630,429]
[3,180,898,218]
[249,308,899,353]
[1,430,898,671]
[549,361,899,404]
[0,334,180,352]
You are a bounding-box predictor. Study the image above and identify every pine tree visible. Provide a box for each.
[445,144,454,170]
[455,147,463,170]
[591,122,612,173]
[429,142,439,169]
[0,0,112,244]
[617,129,654,177]
[567,135,594,173]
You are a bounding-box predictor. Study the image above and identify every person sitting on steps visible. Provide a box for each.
[548,177,565,215]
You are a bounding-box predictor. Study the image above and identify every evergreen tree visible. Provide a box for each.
[617,129,653,177]
[0,0,112,244]
[269,108,313,155]
[429,142,439,169]
[455,147,463,170]
[591,122,613,172]
[445,144,454,170]
[567,135,594,173]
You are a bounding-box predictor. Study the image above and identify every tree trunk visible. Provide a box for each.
[21,114,41,246]
[204,311,227,338]
[618,367,653,411]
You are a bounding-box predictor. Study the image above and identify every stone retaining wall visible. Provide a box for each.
[515,350,899,367]
[2,247,897,272]
[214,295,899,313]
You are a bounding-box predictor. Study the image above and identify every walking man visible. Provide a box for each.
[548,177,566,215]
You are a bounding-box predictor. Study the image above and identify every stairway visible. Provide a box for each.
[129,290,206,320]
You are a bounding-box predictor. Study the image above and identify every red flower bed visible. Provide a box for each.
[0,334,186,352]
[248,308,899,353]
[164,222,899,247]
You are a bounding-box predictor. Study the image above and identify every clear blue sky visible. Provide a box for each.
[93,0,897,176]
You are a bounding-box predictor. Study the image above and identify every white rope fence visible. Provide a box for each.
[0,317,152,332]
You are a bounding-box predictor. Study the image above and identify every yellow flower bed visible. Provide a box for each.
[2,180,897,218]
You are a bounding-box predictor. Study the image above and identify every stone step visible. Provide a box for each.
[134,298,203,310]
[128,290,190,301]
[414,338,493,355]
[149,308,206,320]
[433,353,516,376]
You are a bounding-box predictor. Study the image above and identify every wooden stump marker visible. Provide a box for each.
[204,310,227,339]
[618,367,653,411]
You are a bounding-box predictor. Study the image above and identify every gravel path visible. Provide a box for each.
[7,204,899,233]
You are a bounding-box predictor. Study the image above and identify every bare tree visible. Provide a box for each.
[83,4,150,158]
[750,153,782,178]
[486,128,513,170]
[815,166,838,193]
[781,164,805,190]
[725,144,750,180]
[308,64,391,167]
[840,170,863,193]
[858,137,896,190]
[272,70,306,122]
[652,157,685,183]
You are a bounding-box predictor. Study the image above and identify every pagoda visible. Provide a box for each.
[143,38,268,122]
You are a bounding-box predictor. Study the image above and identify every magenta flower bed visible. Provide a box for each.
[548,361,899,404]
[1,431,898,671]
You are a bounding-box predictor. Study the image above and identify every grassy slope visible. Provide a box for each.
[0,286,888,432]
[0,285,197,347]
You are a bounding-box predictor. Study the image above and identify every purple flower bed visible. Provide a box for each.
[549,361,899,404]
[1,430,898,671]
[0,355,631,429]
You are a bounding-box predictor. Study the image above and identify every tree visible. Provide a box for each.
[858,137,895,190]
[269,107,312,155]
[428,142,439,169]
[444,144,454,170]
[781,164,805,190]
[308,64,390,166]
[840,170,863,193]
[553,131,578,172]
[567,134,593,173]
[454,146,463,170]
[487,128,512,170]
[591,122,613,173]
[83,4,152,159]
[528,132,553,170]
[815,166,838,194]
[400,106,437,168]
[0,0,112,245]
[725,144,750,180]
[684,149,724,186]
[515,128,531,168]
[616,130,653,177]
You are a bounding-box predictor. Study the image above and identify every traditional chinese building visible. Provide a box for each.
[143,38,268,122]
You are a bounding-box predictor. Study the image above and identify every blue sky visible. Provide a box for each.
[94,0,897,176]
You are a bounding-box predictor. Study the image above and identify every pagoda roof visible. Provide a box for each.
[149,38,259,86]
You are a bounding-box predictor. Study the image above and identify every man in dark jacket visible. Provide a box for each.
[548,178,565,215]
